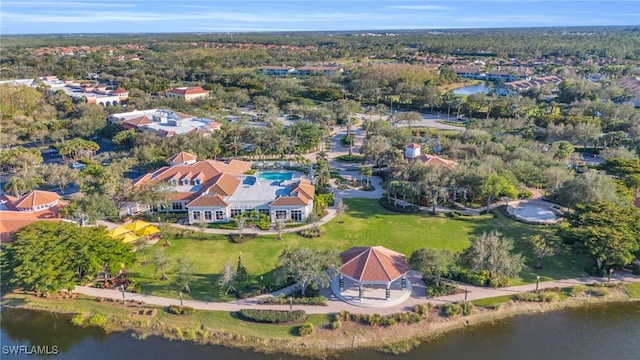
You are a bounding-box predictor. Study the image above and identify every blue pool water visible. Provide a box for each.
[258,172,293,181]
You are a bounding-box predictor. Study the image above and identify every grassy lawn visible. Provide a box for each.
[471,295,513,307]
[129,199,589,301]
[625,283,640,299]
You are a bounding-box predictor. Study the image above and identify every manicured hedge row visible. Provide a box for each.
[237,309,306,323]
[258,295,328,306]
[448,211,494,221]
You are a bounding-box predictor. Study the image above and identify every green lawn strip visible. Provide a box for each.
[471,295,513,307]
[435,120,467,128]
[1,293,331,340]
[130,199,588,301]
[625,283,640,299]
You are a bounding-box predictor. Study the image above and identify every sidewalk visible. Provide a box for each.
[73,272,640,316]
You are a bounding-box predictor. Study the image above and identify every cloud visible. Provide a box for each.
[2,10,387,25]
[388,5,454,11]
[3,1,135,8]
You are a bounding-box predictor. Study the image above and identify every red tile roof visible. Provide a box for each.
[167,86,208,95]
[270,196,307,206]
[339,246,410,282]
[0,200,69,242]
[112,87,129,94]
[13,190,61,209]
[414,154,458,168]
[187,194,228,207]
[122,116,152,129]
[168,151,197,164]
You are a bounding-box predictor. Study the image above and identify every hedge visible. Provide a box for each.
[237,309,306,323]
[258,295,328,306]
[167,305,196,315]
[448,211,494,221]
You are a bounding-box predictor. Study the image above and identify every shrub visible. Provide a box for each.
[337,310,351,321]
[238,309,306,323]
[413,304,431,317]
[255,214,271,230]
[461,302,474,316]
[381,317,397,327]
[185,329,196,341]
[299,227,324,238]
[513,291,560,302]
[448,211,494,221]
[298,322,314,336]
[329,319,342,330]
[408,312,423,324]
[134,284,142,294]
[174,327,183,339]
[378,198,420,213]
[591,288,609,297]
[70,314,86,326]
[88,314,108,327]
[258,295,328,306]
[167,305,196,315]
[488,276,511,288]
[569,285,587,297]
[439,303,463,317]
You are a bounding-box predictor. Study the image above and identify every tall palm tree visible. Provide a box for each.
[4,177,26,197]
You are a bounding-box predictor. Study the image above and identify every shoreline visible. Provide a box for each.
[2,287,638,358]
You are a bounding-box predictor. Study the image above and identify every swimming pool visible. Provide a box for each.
[258,172,293,181]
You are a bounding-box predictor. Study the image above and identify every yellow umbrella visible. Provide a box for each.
[124,220,152,232]
[135,225,160,237]
[107,226,132,238]
[118,233,140,244]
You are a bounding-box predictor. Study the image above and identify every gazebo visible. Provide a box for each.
[333,246,412,307]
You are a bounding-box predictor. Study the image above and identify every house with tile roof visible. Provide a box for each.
[404,143,458,168]
[0,190,69,242]
[134,152,315,224]
[166,86,209,102]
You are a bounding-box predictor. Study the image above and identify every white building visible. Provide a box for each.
[165,86,209,102]
[133,152,315,224]
[108,109,221,137]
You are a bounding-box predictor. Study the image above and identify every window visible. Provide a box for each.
[171,202,183,210]
[230,209,242,218]
[192,211,201,221]
[170,180,178,186]
[194,179,201,185]
[204,211,212,221]
[291,210,303,221]
[275,210,287,220]
[215,211,224,220]
[258,208,270,216]
[182,179,189,186]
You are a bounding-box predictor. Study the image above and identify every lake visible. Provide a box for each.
[2,302,639,359]
[452,83,491,95]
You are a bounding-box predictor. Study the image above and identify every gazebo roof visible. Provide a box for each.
[339,246,410,283]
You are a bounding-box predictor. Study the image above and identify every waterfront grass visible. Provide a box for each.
[471,295,513,307]
[130,199,588,301]
[625,283,640,298]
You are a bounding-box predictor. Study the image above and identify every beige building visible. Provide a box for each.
[166,86,209,102]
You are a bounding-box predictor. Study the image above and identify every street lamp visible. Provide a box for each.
[464,286,469,303]
[259,275,264,293]
[608,268,613,283]
[536,275,540,292]
[179,291,183,307]
[120,285,125,303]
[288,296,293,312]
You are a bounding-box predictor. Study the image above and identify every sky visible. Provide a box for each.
[1,0,639,35]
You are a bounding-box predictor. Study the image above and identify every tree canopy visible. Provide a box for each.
[1,221,135,295]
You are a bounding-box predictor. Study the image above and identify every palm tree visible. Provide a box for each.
[4,177,26,197]
[235,216,246,241]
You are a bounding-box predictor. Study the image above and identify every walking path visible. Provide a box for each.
[73,272,640,316]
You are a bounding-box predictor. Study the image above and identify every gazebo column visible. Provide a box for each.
[339,274,344,291]
[385,282,391,301]
[358,284,363,301]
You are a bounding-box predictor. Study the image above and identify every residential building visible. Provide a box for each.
[495,76,564,96]
[256,66,296,76]
[616,77,640,107]
[404,143,458,168]
[108,109,221,137]
[296,66,343,76]
[133,152,315,224]
[0,190,69,242]
[452,65,485,80]
[165,86,209,102]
